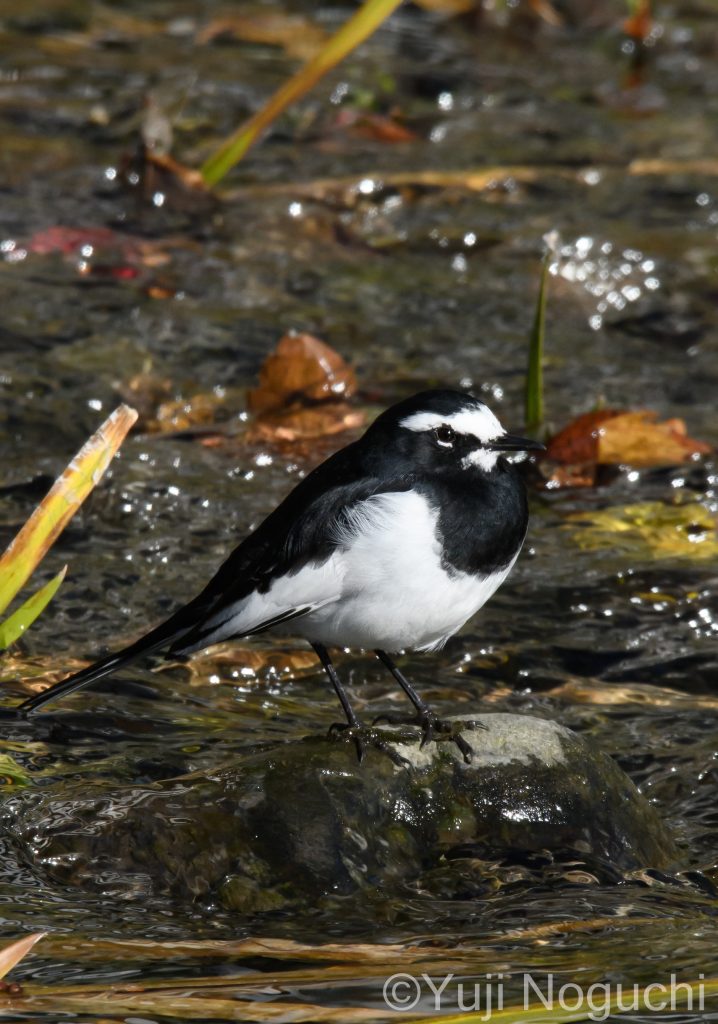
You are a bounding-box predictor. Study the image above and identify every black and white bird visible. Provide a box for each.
[11,390,542,760]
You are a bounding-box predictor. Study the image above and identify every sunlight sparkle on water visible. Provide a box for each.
[547,233,661,330]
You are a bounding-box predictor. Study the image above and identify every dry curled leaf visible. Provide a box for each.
[248,332,357,415]
[245,332,364,445]
[545,409,622,465]
[598,411,711,466]
[544,408,711,488]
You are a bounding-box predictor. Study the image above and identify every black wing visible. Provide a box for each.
[15,439,412,716]
[169,442,414,652]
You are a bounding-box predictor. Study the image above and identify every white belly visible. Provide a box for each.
[271,490,518,652]
[202,490,519,653]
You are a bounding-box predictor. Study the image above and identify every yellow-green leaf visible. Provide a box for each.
[201,0,404,186]
[567,501,718,561]
[0,753,30,787]
[0,566,67,652]
[0,405,138,618]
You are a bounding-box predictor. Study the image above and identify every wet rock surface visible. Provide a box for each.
[3,713,677,913]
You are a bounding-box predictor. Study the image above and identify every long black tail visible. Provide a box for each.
[13,606,200,717]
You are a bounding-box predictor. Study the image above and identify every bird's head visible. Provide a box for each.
[367,389,544,474]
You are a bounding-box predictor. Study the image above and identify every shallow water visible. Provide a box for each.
[1,0,718,1018]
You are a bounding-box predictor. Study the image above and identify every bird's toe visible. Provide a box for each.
[328,723,411,768]
[418,714,483,764]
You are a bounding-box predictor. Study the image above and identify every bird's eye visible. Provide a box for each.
[434,424,456,447]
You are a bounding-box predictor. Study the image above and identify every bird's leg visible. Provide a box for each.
[374,649,480,764]
[312,642,361,729]
[311,643,409,768]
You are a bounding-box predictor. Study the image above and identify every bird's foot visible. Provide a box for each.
[418,714,484,764]
[372,712,484,763]
[328,722,411,768]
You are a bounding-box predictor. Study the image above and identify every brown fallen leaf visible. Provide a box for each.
[333,110,418,144]
[154,392,229,433]
[547,678,718,710]
[118,372,244,435]
[197,12,327,61]
[1,652,92,697]
[240,333,366,451]
[545,409,621,465]
[541,464,598,489]
[145,283,177,300]
[115,372,175,429]
[248,332,357,415]
[598,411,711,466]
[628,157,718,176]
[546,408,711,471]
[624,0,652,41]
[183,644,318,684]
[248,404,365,443]
[528,0,564,26]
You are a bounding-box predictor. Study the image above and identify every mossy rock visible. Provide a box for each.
[3,713,677,910]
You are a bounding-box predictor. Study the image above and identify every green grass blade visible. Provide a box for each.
[201,0,405,187]
[0,566,67,652]
[525,247,549,433]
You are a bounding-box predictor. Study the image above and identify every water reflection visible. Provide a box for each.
[548,233,661,330]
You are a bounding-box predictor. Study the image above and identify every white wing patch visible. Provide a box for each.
[179,559,345,652]
[182,488,519,655]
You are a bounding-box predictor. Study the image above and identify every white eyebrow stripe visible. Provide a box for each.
[399,407,505,444]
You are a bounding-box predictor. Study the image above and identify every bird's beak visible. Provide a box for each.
[490,434,545,452]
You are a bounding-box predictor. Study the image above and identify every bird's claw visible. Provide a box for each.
[328,722,411,768]
[418,714,484,764]
[371,712,484,763]
[328,720,350,737]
